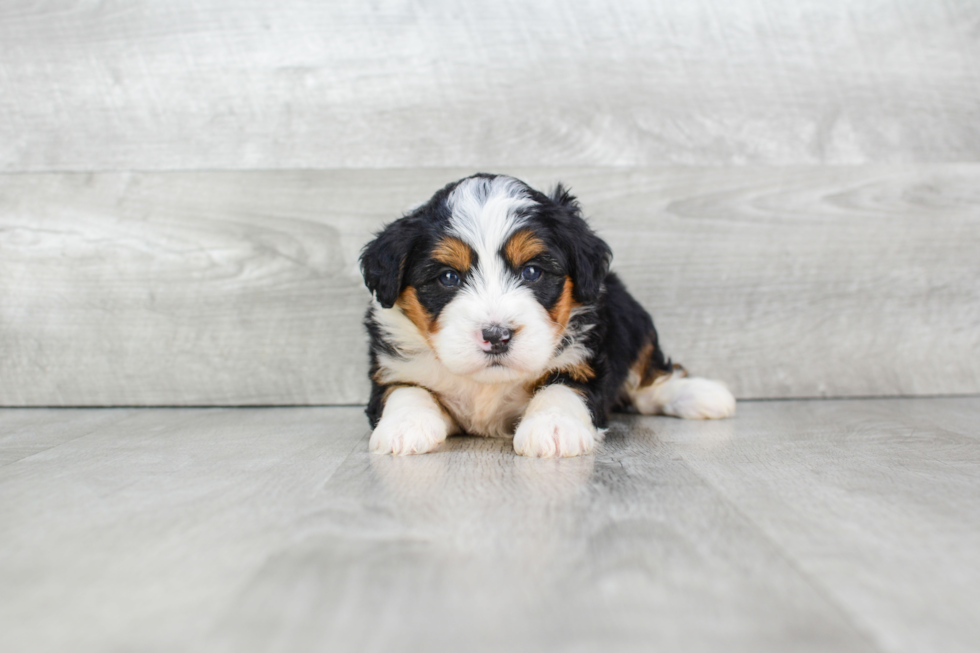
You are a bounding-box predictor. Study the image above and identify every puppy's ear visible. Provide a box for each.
[551,183,612,304]
[359,218,418,309]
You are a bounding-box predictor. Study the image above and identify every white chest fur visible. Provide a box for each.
[377,348,532,438]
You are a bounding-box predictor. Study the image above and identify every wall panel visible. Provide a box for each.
[1,0,978,171]
[2,166,977,405]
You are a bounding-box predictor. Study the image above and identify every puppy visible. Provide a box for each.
[360,174,735,458]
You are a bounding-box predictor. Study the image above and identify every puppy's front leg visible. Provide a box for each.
[370,386,458,455]
[514,384,598,458]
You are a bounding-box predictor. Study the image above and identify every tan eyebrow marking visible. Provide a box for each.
[432,236,473,272]
[503,229,546,267]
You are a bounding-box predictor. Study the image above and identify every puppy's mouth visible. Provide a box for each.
[478,325,514,358]
[480,345,512,367]
[480,344,512,369]
[483,351,518,371]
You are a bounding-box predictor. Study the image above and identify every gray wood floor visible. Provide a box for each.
[2,398,978,652]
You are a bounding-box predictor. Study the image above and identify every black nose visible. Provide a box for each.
[481,325,512,354]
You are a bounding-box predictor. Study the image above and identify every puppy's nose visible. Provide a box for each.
[481,325,512,354]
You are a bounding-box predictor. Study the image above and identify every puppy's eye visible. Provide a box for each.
[439,270,461,287]
[521,265,542,282]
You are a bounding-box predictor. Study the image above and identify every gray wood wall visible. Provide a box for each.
[1,0,978,406]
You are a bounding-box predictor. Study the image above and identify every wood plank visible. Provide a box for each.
[564,166,980,400]
[655,397,980,653]
[1,0,979,171]
[0,408,138,467]
[0,171,378,406]
[0,405,880,653]
[885,397,980,441]
[206,431,878,653]
[2,166,978,405]
[0,407,368,653]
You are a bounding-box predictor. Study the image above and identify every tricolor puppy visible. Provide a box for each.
[360,174,735,458]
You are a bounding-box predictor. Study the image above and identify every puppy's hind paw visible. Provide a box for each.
[633,374,736,420]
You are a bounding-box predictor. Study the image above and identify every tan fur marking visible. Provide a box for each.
[523,361,595,394]
[548,276,577,331]
[504,229,546,267]
[521,378,588,404]
[631,342,655,388]
[524,372,552,395]
[432,236,473,272]
[562,361,596,383]
[631,342,688,389]
[396,286,439,337]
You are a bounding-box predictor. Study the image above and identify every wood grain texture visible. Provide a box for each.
[1,0,979,171]
[0,407,369,653]
[0,408,137,467]
[2,166,978,405]
[653,398,980,652]
[207,434,871,653]
[2,399,979,652]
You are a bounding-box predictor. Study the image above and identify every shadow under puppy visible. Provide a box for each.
[360,173,735,458]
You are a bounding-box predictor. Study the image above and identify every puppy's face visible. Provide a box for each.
[361,175,610,384]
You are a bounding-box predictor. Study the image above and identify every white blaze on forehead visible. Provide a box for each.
[446,176,533,265]
[433,175,553,381]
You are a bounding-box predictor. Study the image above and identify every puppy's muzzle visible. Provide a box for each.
[480,325,512,355]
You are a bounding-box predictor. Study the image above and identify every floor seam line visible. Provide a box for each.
[0,409,144,470]
[670,448,888,653]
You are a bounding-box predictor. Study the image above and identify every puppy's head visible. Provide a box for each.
[360,174,611,383]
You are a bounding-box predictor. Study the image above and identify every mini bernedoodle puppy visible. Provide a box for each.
[360,173,735,458]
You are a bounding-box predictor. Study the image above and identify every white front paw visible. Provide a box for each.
[370,386,453,455]
[370,409,449,455]
[514,411,596,458]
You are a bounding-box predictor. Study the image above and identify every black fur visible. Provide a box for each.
[518,273,673,429]
[359,179,459,309]
[545,183,612,303]
[364,308,401,428]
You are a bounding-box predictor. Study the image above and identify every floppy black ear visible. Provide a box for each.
[359,218,418,309]
[551,184,612,304]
